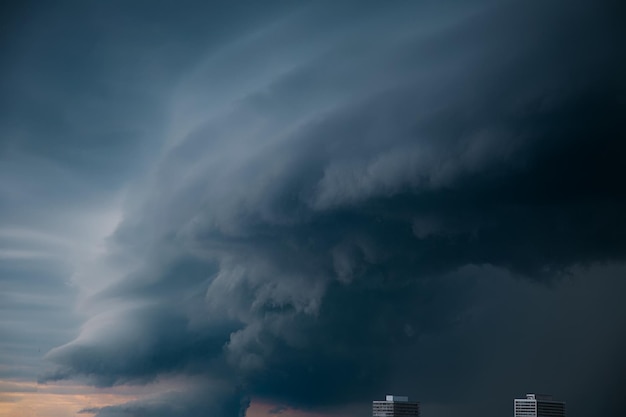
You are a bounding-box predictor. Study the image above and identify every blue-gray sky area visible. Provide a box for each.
[1,1,625,416]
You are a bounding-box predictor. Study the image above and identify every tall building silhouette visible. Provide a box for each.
[373,395,420,417]
[514,393,566,417]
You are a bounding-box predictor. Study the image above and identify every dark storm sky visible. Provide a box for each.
[1,1,625,417]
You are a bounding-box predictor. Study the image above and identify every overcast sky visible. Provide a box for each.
[1,1,625,417]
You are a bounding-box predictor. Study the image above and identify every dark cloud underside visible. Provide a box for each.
[1,1,624,417]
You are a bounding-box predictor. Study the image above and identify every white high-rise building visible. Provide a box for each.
[514,393,566,417]
[373,395,419,417]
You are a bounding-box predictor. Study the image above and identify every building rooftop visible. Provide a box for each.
[385,395,409,402]
[523,394,556,401]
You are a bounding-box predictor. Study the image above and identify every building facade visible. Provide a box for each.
[373,395,420,417]
[514,393,566,417]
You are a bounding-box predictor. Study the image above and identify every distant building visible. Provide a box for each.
[514,393,566,417]
[373,395,420,417]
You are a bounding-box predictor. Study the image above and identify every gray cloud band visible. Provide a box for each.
[19,0,626,416]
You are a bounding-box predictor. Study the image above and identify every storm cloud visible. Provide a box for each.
[2,1,625,416]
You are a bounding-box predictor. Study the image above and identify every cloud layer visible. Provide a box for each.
[2,1,624,416]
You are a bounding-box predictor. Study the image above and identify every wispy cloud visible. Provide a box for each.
[1,1,625,417]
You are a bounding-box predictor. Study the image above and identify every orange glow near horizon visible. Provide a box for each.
[247,399,331,417]
[0,380,139,417]
[0,380,337,417]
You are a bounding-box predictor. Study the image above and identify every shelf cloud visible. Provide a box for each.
[2,1,625,416]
